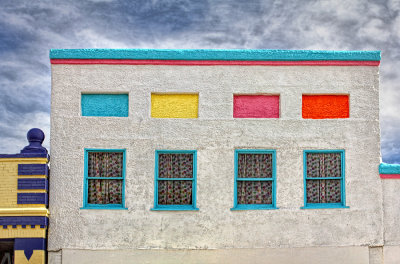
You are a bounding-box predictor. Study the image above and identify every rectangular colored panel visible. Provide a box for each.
[18,164,48,176]
[302,95,349,119]
[234,95,279,118]
[81,94,129,117]
[151,94,198,118]
[17,193,48,205]
[18,179,48,190]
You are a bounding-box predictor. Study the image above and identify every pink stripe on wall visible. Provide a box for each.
[380,174,400,179]
[233,95,279,118]
[50,59,380,66]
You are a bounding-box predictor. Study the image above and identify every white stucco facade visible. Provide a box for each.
[49,49,395,263]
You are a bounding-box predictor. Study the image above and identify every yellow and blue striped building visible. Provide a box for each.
[0,128,49,264]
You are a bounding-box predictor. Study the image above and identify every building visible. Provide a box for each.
[48,49,399,264]
[0,128,49,264]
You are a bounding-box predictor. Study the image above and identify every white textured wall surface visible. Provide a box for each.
[49,65,382,254]
[382,182,400,245]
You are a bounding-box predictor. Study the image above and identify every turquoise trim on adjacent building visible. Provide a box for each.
[82,149,127,210]
[231,149,278,211]
[379,163,400,174]
[302,150,348,209]
[50,49,381,61]
[81,94,129,117]
[151,150,198,211]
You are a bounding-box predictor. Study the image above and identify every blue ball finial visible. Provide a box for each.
[20,128,48,154]
[27,128,45,144]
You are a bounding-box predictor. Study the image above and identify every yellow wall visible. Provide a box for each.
[15,250,45,264]
[151,93,199,118]
[0,158,47,209]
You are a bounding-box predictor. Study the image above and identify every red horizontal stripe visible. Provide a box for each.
[51,59,380,66]
[380,174,400,179]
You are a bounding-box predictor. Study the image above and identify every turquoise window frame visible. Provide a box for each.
[81,149,127,210]
[301,150,349,209]
[151,150,198,211]
[231,149,278,211]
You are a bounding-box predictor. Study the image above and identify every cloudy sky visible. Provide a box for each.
[1,0,400,162]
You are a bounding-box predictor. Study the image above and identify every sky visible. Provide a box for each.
[0,0,400,162]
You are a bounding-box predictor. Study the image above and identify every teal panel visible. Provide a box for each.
[50,49,381,61]
[81,94,128,117]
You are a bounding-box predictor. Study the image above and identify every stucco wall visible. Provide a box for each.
[382,181,400,245]
[49,65,382,252]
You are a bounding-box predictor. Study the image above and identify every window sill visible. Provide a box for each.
[151,205,199,211]
[231,205,278,210]
[301,204,349,209]
[80,205,128,210]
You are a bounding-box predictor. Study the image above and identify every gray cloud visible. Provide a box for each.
[0,0,400,162]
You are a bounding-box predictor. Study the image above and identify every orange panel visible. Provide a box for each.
[302,95,349,119]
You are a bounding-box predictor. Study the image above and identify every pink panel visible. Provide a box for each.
[233,95,279,118]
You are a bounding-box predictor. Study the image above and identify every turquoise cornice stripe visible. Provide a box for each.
[50,49,381,61]
[379,163,400,174]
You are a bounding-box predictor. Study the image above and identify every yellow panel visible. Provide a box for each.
[15,250,45,264]
[0,225,46,238]
[151,93,198,118]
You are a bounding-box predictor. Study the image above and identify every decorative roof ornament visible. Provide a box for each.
[20,128,48,155]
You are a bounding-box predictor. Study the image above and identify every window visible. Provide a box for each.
[302,150,348,209]
[232,150,277,210]
[82,149,126,209]
[152,150,198,210]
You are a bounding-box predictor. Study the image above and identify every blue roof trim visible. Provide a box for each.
[0,153,49,159]
[0,216,48,226]
[379,163,400,174]
[50,49,381,61]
